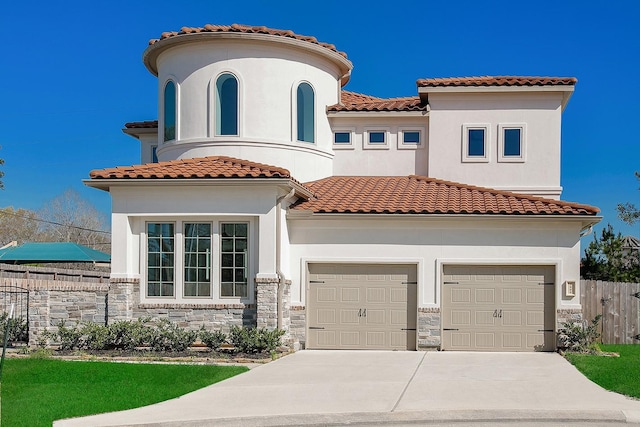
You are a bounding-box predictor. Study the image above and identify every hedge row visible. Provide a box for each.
[39,318,285,353]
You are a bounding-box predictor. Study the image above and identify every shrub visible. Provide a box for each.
[56,321,83,351]
[199,327,226,351]
[558,315,602,353]
[81,322,110,351]
[0,313,29,343]
[147,318,198,352]
[228,326,285,353]
[108,319,151,350]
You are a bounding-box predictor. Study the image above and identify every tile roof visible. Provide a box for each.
[417,76,577,88]
[328,91,427,112]
[124,121,158,129]
[291,176,598,216]
[90,156,292,180]
[148,24,348,59]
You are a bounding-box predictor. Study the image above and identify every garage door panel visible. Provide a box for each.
[308,264,417,350]
[442,265,555,352]
[316,309,336,325]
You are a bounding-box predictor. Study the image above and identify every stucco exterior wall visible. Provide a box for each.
[154,40,344,182]
[286,216,583,311]
[427,92,564,198]
[330,115,429,176]
[109,183,285,305]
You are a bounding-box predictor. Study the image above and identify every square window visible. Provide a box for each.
[498,124,526,162]
[334,132,350,144]
[462,124,490,162]
[503,128,521,156]
[369,131,385,144]
[468,129,485,156]
[403,131,420,144]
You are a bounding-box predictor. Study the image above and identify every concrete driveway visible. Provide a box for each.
[55,351,640,426]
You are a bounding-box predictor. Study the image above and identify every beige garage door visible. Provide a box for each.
[307,264,417,350]
[442,265,555,352]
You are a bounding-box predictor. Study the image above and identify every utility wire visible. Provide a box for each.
[0,210,111,235]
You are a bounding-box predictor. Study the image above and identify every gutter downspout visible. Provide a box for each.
[275,188,296,329]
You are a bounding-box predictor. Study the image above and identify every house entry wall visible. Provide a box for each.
[441,265,555,351]
[306,263,417,350]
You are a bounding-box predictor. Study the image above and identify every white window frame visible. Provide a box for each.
[140,217,254,304]
[498,123,527,163]
[161,77,179,143]
[332,127,355,150]
[292,80,316,144]
[462,124,490,163]
[364,128,390,150]
[398,127,425,150]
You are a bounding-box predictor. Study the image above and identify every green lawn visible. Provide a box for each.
[565,344,640,398]
[1,358,248,427]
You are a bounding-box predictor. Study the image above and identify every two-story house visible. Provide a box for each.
[86,24,600,352]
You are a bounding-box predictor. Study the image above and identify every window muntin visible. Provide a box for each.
[297,83,315,143]
[220,223,248,298]
[215,73,238,136]
[151,146,158,163]
[462,124,490,162]
[183,223,211,297]
[163,81,176,142]
[147,223,175,297]
[334,132,351,144]
[403,131,421,144]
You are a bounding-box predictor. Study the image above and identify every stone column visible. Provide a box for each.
[107,278,139,322]
[255,278,278,329]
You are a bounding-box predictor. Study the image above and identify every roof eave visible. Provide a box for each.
[326,110,429,118]
[83,177,314,199]
[142,32,353,82]
[122,127,158,140]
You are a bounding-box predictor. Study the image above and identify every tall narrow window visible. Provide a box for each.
[220,223,248,297]
[163,81,176,142]
[184,223,212,297]
[216,73,238,135]
[297,83,314,143]
[147,223,175,297]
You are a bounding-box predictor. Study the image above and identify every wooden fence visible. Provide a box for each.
[581,280,640,344]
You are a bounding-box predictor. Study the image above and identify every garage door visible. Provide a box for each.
[307,264,417,350]
[442,265,555,351]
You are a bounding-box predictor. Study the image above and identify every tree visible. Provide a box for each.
[38,189,110,252]
[581,224,640,282]
[0,207,41,246]
[617,171,640,225]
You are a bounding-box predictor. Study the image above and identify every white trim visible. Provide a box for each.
[332,127,355,150]
[364,127,389,150]
[140,216,256,305]
[292,80,317,144]
[461,124,490,163]
[161,77,179,143]
[209,70,242,138]
[498,123,527,163]
[398,127,425,150]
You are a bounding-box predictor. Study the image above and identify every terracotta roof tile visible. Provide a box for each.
[149,24,348,59]
[124,120,158,129]
[291,176,598,216]
[328,91,427,112]
[90,156,292,180]
[416,76,577,88]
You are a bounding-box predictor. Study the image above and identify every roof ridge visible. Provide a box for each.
[148,23,348,59]
[417,76,577,88]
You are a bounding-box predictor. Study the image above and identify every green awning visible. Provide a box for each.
[0,242,110,264]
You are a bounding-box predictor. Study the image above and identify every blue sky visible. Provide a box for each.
[2,0,639,246]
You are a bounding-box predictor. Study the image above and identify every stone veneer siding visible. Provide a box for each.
[418,308,441,349]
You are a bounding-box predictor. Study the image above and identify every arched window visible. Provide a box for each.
[163,81,176,142]
[297,82,314,143]
[216,73,238,135]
